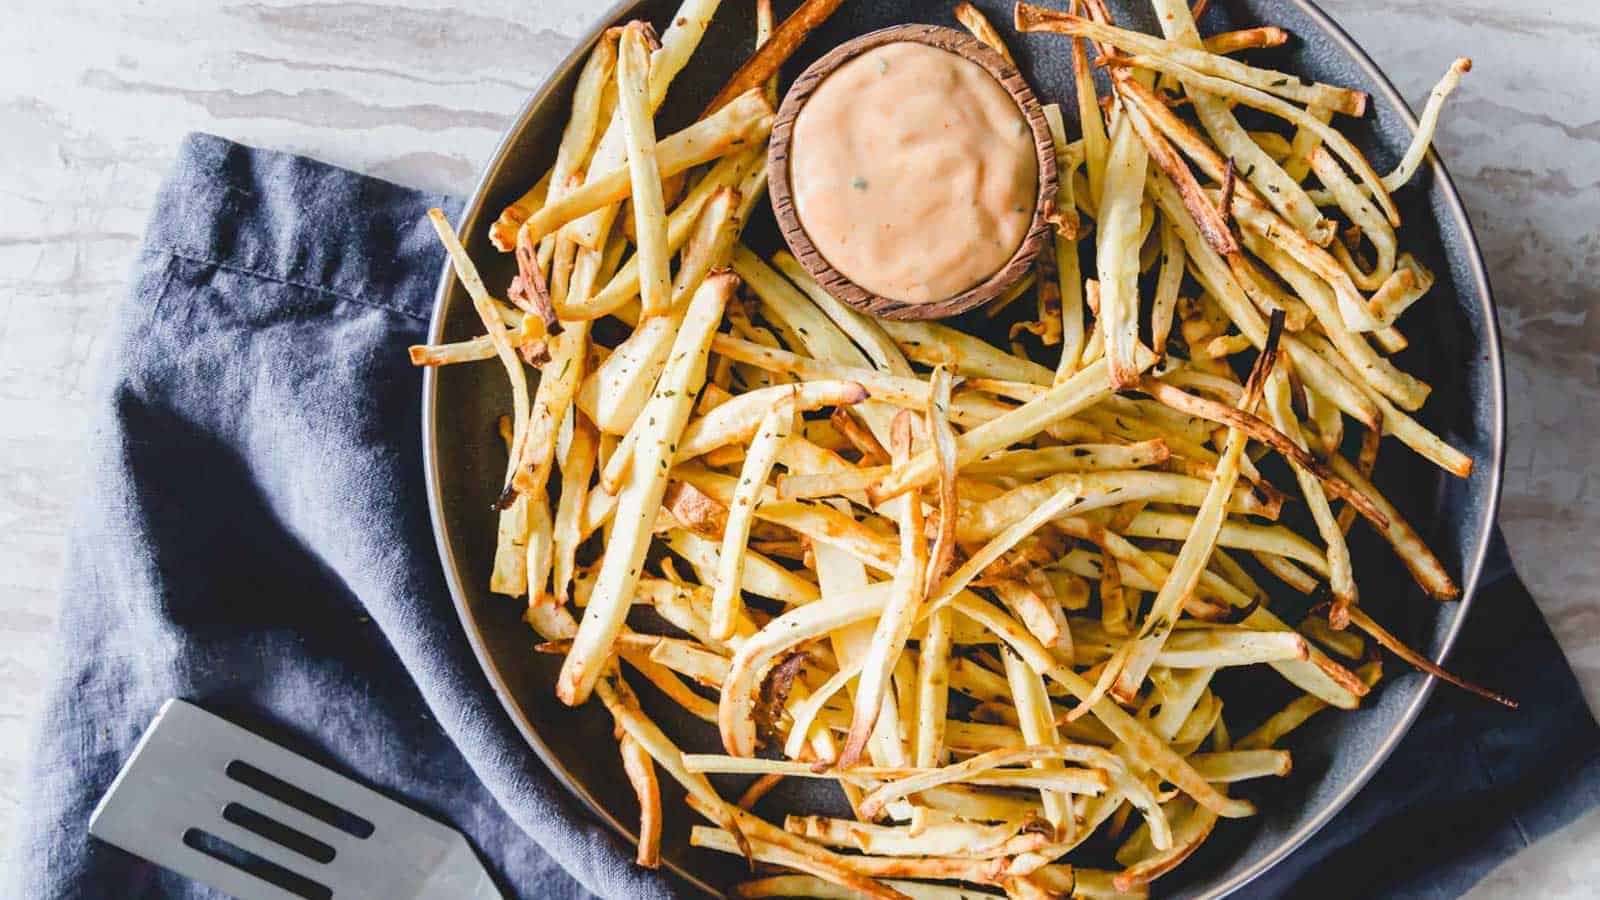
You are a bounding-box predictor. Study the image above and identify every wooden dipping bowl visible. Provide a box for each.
[767,23,1059,321]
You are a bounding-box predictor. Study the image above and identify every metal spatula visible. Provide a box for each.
[89,699,501,900]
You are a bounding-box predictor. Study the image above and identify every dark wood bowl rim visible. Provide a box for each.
[766,23,1059,321]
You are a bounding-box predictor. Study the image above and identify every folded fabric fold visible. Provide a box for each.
[4,134,1595,900]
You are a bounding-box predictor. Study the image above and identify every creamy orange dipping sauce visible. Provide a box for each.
[788,41,1038,304]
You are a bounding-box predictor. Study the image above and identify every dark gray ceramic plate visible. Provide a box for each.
[422,2,1504,895]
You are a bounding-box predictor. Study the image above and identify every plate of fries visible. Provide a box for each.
[413,1,1505,896]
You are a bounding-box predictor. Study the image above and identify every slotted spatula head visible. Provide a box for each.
[89,699,501,900]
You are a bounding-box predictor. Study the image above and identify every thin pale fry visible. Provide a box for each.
[618,732,662,867]
[713,394,796,640]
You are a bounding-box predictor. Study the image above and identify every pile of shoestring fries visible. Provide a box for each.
[410,1,1508,895]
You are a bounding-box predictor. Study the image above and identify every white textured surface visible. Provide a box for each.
[0,1,1595,895]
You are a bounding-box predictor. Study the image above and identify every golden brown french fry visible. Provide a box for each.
[1294,327,1469,479]
[565,151,752,320]
[857,745,1112,820]
[1113,796,1217,892]
[594,667,752,859]
[684,380,868,461]
[1066,11,1109,207]
[704,0,846,115]
[552,412,599,603]
[786,814,1053,860]
[1117,86,1237,259]
[712,393,796,640]
[679,464,898,573]
[1041,106,1086,375]
[1239,661,1383,750]
[558,272,735,706]
[1203,26,1289,54]
[521,90,773,245]
[511,326,587,497]
[489,169,554,254]
[510,28,621,266]
[664,528,819,609]
[695,824,1024,893]
[689,794,918,899]
[840,413,929,768]
[771,251,916,377]
[1018,7,1367,116]
[1347,607,1514,707]
[589,191,742,445]
[955,2,1015,63]
[618,23,675,320]
[709,332,935,409]
[1310,147,1397,291]
[568,0,725,250]
[1305,57,1472,205]
[957,469,1271,544]
[429,209,541,597]
[733,874,994,900]
[1138,376,1387,527]
[618,732,662,867]
[1265,367,1356,611]
[720,582,894,756]
[1122,510,1331,576]
[880,319,1055,386]
[874,353,1150,502]
[1095,112,1151,388]
[1151,218,1186,356]
[1000,649,1075,838]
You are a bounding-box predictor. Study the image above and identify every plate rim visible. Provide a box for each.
[421,1,1507,896]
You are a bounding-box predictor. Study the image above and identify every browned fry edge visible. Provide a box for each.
[703,0,847,116]
[1346,607,1516,709]
[1138,378,1389,533]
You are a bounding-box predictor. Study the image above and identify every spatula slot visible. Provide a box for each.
[222,802,338,864]
[182,827,333,900]
[225,760,375,839]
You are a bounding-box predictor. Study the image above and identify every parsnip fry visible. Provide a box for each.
[1345,608,1514,707]
[1138,376,1387,528]
[874,354,1151,502]
[1067,12,1109,207]
[618,732,662,867]
[1017,7,1367,116]
[1265,368,1356,615]
[857,745,1112,820]
[1328,454,1460,600]
[713,394,796,640]
[568,0,725,249]
[1151,217,1186,356]
[1095,113,1152,388]
[558,272,734,705]
[841,413,930,767]
[552,412,599,602]
[955,2,1015,63]
[521,90,773,245]
[704,0,847,115]
[1001,648,1075,838]
[622,24,680,319]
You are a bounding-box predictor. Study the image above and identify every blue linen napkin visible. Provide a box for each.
[5,134,1596,899]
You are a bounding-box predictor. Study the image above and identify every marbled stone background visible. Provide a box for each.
[1,0,1594,895]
